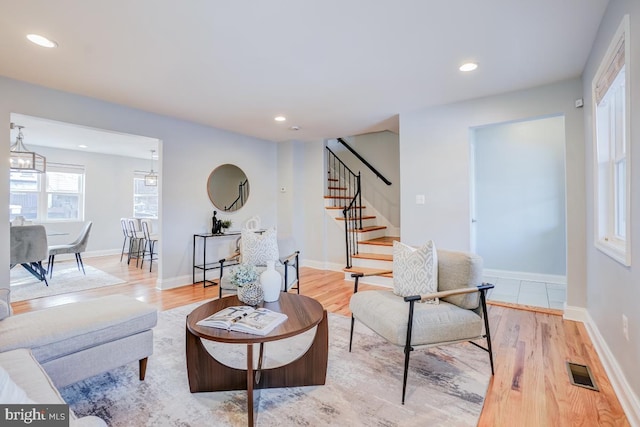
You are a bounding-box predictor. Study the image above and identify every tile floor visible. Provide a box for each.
[483,276,566,310]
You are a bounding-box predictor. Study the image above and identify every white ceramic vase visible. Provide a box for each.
[261,260,282,302]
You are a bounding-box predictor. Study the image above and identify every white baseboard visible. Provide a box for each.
[156,274,193,290]
[563,305,588,322]
[483,268,566,285]
[52,248,121,262]
[301,259,345,272]
[571,308,640,426]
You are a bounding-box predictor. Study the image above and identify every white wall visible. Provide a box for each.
[1,76,278,290]
[277,139,346,269]
[399,78,585,307]
[582,0,640,412]
[473,116,567,276]
[23,145,151,252]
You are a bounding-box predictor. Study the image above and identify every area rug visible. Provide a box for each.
[60,302,491,426]
[10,264,126,302]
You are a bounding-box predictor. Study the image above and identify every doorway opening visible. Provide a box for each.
[470,115,566,310]
[8,113,161,302]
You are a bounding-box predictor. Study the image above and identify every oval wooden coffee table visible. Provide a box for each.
[186,293,328,426]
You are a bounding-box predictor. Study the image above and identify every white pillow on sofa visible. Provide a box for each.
[392,240,438,303]
[0,366,34,404]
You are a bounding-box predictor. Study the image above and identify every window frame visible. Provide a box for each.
[592,15,631,266]
[9,163,85,223]
[133,175,159,219]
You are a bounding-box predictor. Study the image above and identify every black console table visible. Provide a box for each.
[192,232,241,287]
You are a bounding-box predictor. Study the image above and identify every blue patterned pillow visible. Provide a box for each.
[392,240,438,303]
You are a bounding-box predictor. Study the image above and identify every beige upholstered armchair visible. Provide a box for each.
[349,246,494,404]
[217,228,300,299]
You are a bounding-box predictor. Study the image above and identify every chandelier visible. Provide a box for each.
[144,149,158,186]
[10,123,46,173]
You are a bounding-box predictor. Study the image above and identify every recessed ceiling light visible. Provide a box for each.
[274,116,286,122]
[26,34,58,48]
[78,144,88,149]
[459,62,478,72]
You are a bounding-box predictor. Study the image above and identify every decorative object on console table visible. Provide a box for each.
[261,260,282,302]
[211,210,222,235]
[244,215,261,231]
[220,220,232,233]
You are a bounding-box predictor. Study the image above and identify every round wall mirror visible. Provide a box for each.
[207,164,250,212]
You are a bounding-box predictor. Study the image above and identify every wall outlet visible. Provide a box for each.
[416,194,426,205]
[623,314,629,341]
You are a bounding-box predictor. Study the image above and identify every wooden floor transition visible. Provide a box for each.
[10,255,629,426]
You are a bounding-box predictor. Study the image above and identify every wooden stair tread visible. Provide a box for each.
[334,215,376,221]
[325,206,366,210]
[344,267,393,278]
[327,178,339,182]
[359,236,399,246]
[355,225,387,233]
[327,186,347,190]
[324,195,353,199]
[352,253,392,261]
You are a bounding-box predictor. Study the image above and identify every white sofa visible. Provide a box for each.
[0,348,106,426]
[0,292,158,424]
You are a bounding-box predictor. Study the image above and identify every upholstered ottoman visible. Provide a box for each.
[0,295,157,387]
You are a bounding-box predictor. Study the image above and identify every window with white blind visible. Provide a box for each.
[133,176,158,219]
[592,15,630,266]
[9,163,85,222]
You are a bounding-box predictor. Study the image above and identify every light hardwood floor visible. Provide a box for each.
[10,256,629,426]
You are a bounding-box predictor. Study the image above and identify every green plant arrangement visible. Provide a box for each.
[229,264,258,287]
[220,220,232,230]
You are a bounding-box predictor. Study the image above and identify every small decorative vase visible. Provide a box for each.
[237,282,264,306]
[261,260,282,302]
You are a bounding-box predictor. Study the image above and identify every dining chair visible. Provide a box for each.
[140,219,159,272]
[127,219,145,267]
[10,225,49,286]
[120,218,130,262]
[47,221,93,278]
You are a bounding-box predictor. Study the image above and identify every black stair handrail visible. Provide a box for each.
[224,179,249,211]
[337,137,392,185]
[326,147,362,268]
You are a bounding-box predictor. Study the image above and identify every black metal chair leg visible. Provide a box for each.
[77,253,86,275]
[349,315,355,352]
[48,255,55,278]
[402,344,412,405]
[38,261,48,286]
[149,241,155,272]
[480,289,495,375]
[402,297,418,405]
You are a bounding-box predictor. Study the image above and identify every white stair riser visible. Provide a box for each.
[344,273,393,288]
[337,218,378,228]
[351,257,392,270]
[356,228,387,240]
[356,243,394,255]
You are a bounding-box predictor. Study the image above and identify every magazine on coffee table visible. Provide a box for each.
[196,305,288,336]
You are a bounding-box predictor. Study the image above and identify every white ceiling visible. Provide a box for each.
[0,0,609,151]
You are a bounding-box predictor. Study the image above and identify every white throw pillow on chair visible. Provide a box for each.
[241,228,280,266]
[392,240,438,303]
